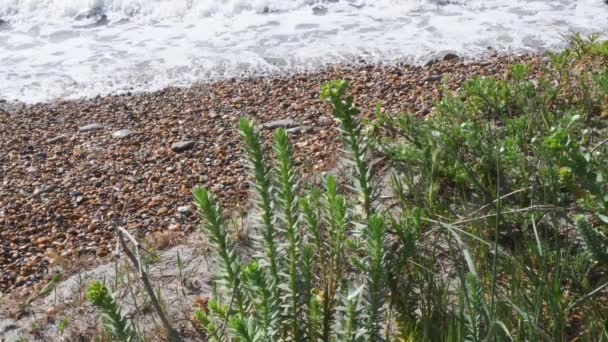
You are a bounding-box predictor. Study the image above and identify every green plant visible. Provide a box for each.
[194,80,406,341]
[30,321,42,335]
[87,281,140,341]
[321,80,374,218]
[57,315,69,336]
[22,272,62,310]
[576,215,608,264]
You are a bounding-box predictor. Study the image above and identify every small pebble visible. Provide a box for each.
[263,118,299,129]
[112,129,133,138]
[177,206,193,216]
[46,135,66,144]
[424,75,443,83]
[171,141,195,152]
[78,123,104,132]
[443,53,460,61]
[286,126,315,134]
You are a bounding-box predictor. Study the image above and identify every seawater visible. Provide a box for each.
[1,0,607,103]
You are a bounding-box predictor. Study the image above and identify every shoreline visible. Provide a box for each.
[0,49,541,111]
[0,53,548,297]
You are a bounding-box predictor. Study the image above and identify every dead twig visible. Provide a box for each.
[591,137,608,153]
[465,187,532,219]
[111,188,181,342]
[453,204,569,225]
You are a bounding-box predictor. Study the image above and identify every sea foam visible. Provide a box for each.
[1,0,607,103]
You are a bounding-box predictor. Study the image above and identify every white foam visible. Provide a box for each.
[1,0,608,103]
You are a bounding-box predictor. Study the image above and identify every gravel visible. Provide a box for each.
[0,54,547,296]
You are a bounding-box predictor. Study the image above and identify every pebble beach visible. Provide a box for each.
[0,54,547,297]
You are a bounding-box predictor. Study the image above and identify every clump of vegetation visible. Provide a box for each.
[193,78,393,341]
[86,36,608,341]
[369,35,608,340]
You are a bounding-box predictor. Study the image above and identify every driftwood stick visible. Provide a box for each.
[111,189,181,341]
